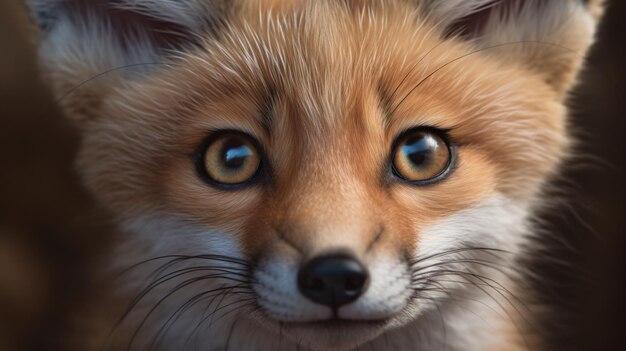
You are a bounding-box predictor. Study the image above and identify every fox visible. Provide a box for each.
[25,0,604,350]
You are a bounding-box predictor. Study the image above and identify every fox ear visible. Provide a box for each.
[25,0,229,126]
[420,0,604,97]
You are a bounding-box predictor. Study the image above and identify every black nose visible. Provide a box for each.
[297,254,369,309]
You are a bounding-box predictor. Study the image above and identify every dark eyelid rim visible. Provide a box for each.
[193,129,269,190]
[388,126,457,186]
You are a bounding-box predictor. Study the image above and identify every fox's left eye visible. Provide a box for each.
[391,128,454,184]
[196,131,263,187]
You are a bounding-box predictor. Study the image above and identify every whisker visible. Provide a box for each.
[412,258,508,275]
[116,270,249,338]
[125,273,251,351]
[102,255,252,351]
[389,40,580,116]
[416,278,509,294]
[207,299,257,332]
[119,254,251,278]
[190,290,246,350]
[191,286,233,351]
[412,256,534,292]
[223,317,242,351]
[411,295,497,331]
[409,247,510,266]
[186,299,257,350]
[149,285,252,351]
[386,39,448,105]
[434,300,448,351]
[414,269,518,300]
[56,62,167,103]
[414,269,532,349]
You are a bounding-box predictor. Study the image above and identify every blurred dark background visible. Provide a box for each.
[0,0,623,350]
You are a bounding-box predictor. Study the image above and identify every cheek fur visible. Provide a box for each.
[415,193,530,258]
[391,147,498,231]
[162,158,264,234]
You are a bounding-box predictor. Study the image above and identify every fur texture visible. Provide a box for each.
[27,0,603,350]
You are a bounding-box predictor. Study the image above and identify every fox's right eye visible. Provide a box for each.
[196,131,263,188]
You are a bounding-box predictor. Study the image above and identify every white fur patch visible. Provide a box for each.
[399,194,532,350]
[252,194,534,350]
[416,194,528,257]
[420,0,592,35]
[420,0,498,29]
[254,257,333,322]
[121,212,244,260]
[421,0,597,76]
[339,256,411,320]
[254,254,412,322]
[106,212,250,350]
[26,0,212,31]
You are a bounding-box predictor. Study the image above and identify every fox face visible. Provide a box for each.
[28,0,602,350]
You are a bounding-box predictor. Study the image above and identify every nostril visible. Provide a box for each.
[297,254,369,309]
[344,274,366,292]
[308,277,325,292]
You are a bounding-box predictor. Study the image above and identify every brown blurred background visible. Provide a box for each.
[0,0,623,350]
[0,1,111,350]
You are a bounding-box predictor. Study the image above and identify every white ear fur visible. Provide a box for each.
[106,0,226,33]
[419,0,498,30]
[420,0,604,95]
[26,0,226,125]
[26,0,219,32]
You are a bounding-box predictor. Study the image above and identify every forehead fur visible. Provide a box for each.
[75,1,565,228]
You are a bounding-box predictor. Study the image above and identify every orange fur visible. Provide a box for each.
[78,1,565,253]
[27,0,603,350]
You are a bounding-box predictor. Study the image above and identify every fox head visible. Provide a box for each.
[28,0,602,350]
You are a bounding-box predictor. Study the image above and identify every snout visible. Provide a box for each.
[253,246,411,324]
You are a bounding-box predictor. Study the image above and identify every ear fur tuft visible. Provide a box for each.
[25,0,229,125]
[420,0,604,96]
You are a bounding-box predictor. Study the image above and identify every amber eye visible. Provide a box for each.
[391,128,453,184]
[198,131,263,187]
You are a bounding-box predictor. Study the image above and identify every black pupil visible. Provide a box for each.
[402,134,435,168]
[220,138,253,170]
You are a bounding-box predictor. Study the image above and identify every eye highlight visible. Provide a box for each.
[196,131,263,188]
[391,128,454,184]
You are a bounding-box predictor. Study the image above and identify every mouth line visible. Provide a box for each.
[283,318,389,329]
[252,298,394,331]
[275,318,391,347]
